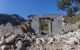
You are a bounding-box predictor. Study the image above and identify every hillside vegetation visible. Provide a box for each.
[64,14,80,24]
[0,14,26,26]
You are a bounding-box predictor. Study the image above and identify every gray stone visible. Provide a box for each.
[29,14,63,36]
[5,34,16,43]
[16,40,22,50]
[5,23,14,37]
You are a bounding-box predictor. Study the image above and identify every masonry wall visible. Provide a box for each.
[31,16,40,35]
[51,15,63,35]
[30,14,63,36]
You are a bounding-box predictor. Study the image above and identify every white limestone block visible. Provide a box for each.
[39,38,45,43]
[16,41,22,50]
[47,37,53,44]
[66,37,78,45]
[5,34,15,43]
[62,44,72,50]
[36,38,40,45]
[1,45,6,50]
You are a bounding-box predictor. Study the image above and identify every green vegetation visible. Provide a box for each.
[57,0,80,17]
[40,21,49,32]
[0,14,26,26]
[64,14,80,24]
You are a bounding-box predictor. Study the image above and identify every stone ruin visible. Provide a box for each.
[0,14,80,50]
[28,14,64,36]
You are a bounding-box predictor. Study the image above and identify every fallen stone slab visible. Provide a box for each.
[15,40,22,50]
[5,34,16,43]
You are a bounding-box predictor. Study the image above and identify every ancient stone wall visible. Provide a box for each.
[29,14,63,36]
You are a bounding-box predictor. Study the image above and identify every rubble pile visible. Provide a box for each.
[0,23,80,50]
[0,23,33,50]
[28,31,80,50]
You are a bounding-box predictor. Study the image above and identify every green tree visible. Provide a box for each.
[57,0,80,17]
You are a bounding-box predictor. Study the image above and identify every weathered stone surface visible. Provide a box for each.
[30,14,63,36]
[0,24,80,50]
[0,45,6,50]
[5,34,16,43]
[5,23,15,37]
[27,31,80,50]
[15,26,24,35]
[0,14,80,50]
[15,40,22,50]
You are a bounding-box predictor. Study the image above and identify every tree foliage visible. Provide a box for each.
[57,0,80,17]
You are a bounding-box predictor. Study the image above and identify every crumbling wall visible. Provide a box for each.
[30,14,64,36]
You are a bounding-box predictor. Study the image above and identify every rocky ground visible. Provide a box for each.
[0,23,80,50]
[27,31,80,50]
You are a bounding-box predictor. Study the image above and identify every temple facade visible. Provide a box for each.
[28,14,64,36]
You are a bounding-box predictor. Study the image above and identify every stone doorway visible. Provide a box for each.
[39,18,52,35]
